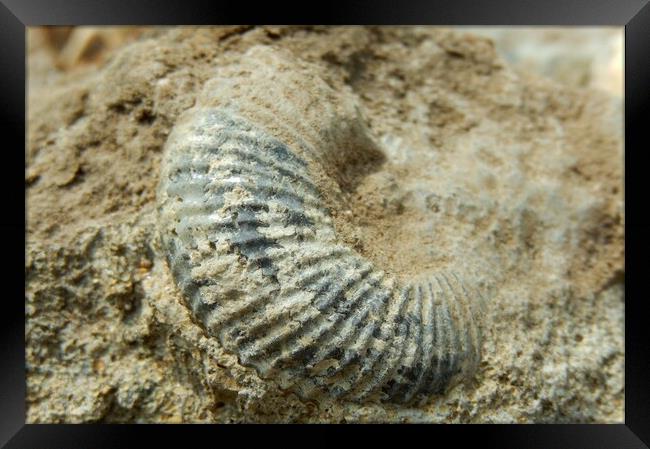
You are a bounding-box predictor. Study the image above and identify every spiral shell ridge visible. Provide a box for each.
[158,47,485,403]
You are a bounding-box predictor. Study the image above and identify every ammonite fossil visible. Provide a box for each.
[157,46,486,403]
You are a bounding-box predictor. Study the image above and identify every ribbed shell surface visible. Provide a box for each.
[158,108,484,403]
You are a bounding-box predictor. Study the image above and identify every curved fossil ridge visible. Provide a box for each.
[157,46,485,403]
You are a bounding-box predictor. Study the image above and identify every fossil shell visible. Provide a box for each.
[157,46,485,403]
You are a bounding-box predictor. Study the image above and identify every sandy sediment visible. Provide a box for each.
[26,26,623,423]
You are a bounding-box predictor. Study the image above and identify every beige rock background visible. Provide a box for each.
[459,27,623,98]
[26,26,624,423]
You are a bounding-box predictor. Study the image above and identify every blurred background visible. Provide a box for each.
[27,26,623,98]
[458,27,622,97]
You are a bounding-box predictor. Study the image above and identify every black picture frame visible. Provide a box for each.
[5,0,649,447]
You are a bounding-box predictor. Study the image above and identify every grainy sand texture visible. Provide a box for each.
[26,26,623,423]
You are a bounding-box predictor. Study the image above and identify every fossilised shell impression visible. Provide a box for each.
[157,46,486,403]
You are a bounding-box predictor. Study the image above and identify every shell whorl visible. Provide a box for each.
[158,46,485,403]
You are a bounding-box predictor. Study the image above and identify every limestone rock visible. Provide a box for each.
[26,26,623,423]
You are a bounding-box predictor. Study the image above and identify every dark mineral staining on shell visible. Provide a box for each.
[157,46,485,404]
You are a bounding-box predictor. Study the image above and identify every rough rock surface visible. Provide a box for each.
[26,26,624,423]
